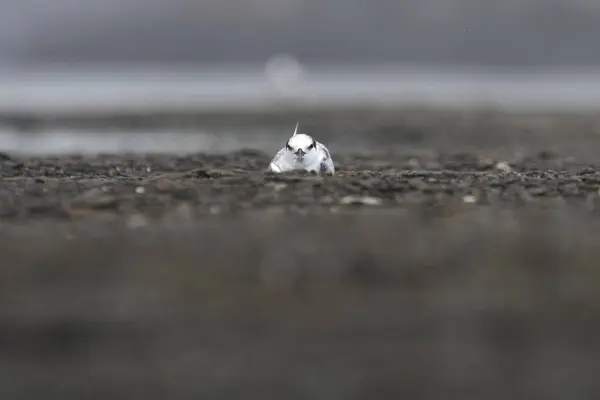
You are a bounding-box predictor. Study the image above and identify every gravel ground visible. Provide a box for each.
[0,150,599,220]
[3,111,600,399]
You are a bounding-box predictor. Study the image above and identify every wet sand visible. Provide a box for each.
[2,109,600,399]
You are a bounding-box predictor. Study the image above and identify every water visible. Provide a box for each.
[0,128,284,155]
[2,65,600,113]
[2,65,600,154]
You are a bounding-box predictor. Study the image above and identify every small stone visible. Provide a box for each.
[462,195,477,204]
[135,186,145,194]
[209,205,221,214]
[495,161,512,173]
[339,195,383,206]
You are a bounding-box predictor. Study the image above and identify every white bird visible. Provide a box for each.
[268,122,335,174]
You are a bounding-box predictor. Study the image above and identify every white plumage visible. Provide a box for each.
[268,123,335,174]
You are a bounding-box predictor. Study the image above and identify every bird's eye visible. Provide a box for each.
[286,143,292,151]
[308,142,315,150]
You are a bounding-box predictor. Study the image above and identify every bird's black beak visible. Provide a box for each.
[295,149,305,159]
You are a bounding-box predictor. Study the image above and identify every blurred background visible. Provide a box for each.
[2,0,600,154]
[2,0,600,67]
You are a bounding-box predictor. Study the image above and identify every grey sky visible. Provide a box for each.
[1,0,600,66]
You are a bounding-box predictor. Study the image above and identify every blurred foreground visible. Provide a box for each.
[2,207,600,399]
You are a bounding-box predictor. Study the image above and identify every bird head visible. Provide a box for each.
[285,123,318,164]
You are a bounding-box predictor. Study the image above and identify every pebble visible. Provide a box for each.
[462,195,477,204]
[495,161,512,173]
[339,195,383,206]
